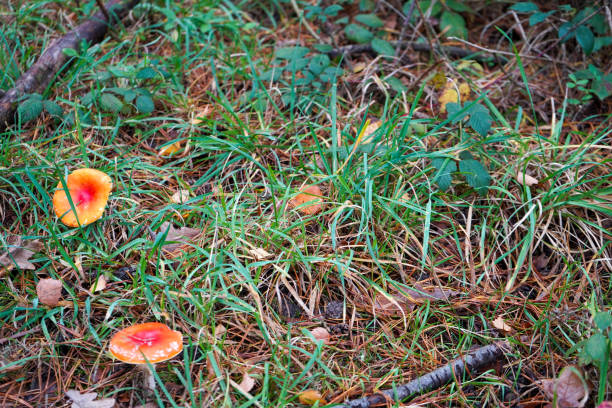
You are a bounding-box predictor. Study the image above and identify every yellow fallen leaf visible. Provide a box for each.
[90,275,107,293]
[159,141,182,157]
[298,389,326,406]
[352,62,366,73]
[439,81,470,113]
[515,171,538,186]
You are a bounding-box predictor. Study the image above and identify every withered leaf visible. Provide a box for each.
[540,366,589,408]
[375,285,459,315]
[156,222,202,254]
[298,389,326,405]
[66,389,116,408]
[37,278,63,307]
[237,372,256,394]
[309,327,331,345]
[0,236,43,271]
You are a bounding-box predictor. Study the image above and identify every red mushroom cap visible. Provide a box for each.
[109,322,183,364]
[52,168,112,227]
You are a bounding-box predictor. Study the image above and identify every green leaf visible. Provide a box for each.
[135,95,154,114]
[509,2,539,13]
[446,102,465,123]
[17,98,43,122]
[320,66,343,83]
[287,57,310,72]
[439,11,467,39]
[43,100,63,117]
[355,13,384,28]
[313,44,333,53]
[417,0,443,18]
[576,25,595,55]
[385,76,407,93]
[432,158,457,191]
[136,67,159,80]
[466,103,492,136]
[308,54,330,76]
[344,23,374,43]
[558,22,574,41]
[446,0,472,13]
[591,75,612,100]
[459,158,490,195]
[595,312,612,331]
[99,93,124,112]
[275,46,310,60]
[260,68,283,82]
[593,36,612,53]
[371,37,395,56]
[585,333,609,363]
[323,5,343,16]
[529,11,554,26]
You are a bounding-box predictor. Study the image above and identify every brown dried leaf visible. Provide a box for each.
[516,171,538,186]
[171,189,190,204]
[375,285,459,316]
[290,185,324,215]
[309,327,331,345]
[90,275,107,293]
[540,366,589,408]
[157,222,202,254]
[37,278,62,306]
[298,389,325,406]
[237,372,256,393]
[0,236,43,272]
[492,316,512,333]
[66,389,115,408]
[247,247,273,260]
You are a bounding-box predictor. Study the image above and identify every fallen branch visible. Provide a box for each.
[334,341,509,408]
[327,41,508,65]
[0,0,141,129]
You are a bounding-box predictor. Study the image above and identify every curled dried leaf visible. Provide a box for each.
[492,316,512,333]
[37,278,62,306]
[309,327,330,345]
[298,389,325,406]
[156,222,203,256]
[540,366,589,408]
[171,189,191,204]
[159,141,182,157]
[290,185,323,215]
[237,372,256,393]
[66,389,115,408]
[515,171,538,186]
[0,236,43,272]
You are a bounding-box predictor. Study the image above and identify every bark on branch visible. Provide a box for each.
[334,341,509,408]
[0,0,141,129]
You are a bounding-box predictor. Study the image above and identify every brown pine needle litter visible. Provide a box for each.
[1,0,611,407]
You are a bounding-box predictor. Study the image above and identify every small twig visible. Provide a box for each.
[333,341,510,408]
[95,0,111,21]
[290,0,321,42]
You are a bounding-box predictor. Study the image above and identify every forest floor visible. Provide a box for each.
[1,0,611,407]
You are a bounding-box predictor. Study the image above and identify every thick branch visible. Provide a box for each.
[334,341,509,408]
[0,0,141,129]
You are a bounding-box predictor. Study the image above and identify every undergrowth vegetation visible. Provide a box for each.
[1,0,611,407]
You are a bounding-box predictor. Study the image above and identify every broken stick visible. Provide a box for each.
[0,0,141,129]
[334,341,509,408]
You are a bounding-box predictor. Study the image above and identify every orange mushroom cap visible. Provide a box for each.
[290,184,323,215]
[52,168,112,227]
[109,322,183,364]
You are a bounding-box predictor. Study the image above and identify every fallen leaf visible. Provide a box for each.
[191,105,213,125]
[360,119,382,139]
[309,327,330,345]
[90,275,107,293]
[439,81,470,113]
[159,141,182,157]
[375,285,459,316]
[247,247,273,260]
[66,389,116,408]
[0,236,43,272]
[298,389,326,405]
[237,372,256,393]
[156,222,202,255]
[290,185,324,215]
[352,62,366,73]
[37,278,63,306]
[516,171,538,186]
[171,189,191,204]
[540,366,589,408]
[492,316,512,333]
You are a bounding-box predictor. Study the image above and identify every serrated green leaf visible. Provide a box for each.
[136,67,159,80]
[99,93,124,112]
[459,158,490,195]
[17,98,43,122]
[344,23,374,43]
[466,104,492,136]
[432,158,457,191]
[323,5,343,16]
[135,95,154,114]
[558,22,574,41]
[446,0,472,13]
[576,25,595,54]
[440,11,467,39]
[593,36,612,53]
[43,100,63,117]
[275,46,310,60]
[107,65,132,78]
[529,10,555,26]
[371,37,395,56]
[592,75,612,100]
[509,2,539,13]
[585,333,608,362]
[355,13,384,28]
[308,54,330,76]
[595,312,612,331]
[417,0,443,18]
[446,102,465,122]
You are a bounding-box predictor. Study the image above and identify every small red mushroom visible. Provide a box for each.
[52,168,112,227]
[290,184,323,215]
[109,322,183,391]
